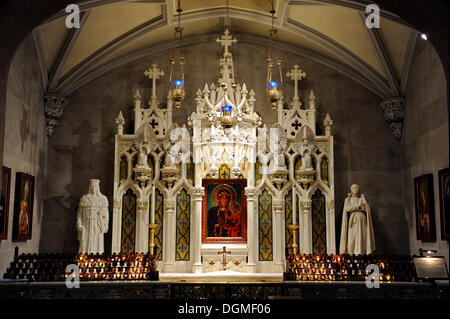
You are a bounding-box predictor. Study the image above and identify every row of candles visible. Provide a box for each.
[68,253,158,281]
[293,274,394,282]
[285,254,415,282]
[6,253,158,281]
[65,272,154,280]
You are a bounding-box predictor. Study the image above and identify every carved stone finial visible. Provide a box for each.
[144,64,165,108]
[286,64,307,108]
[44,94,68,137]
[116,111,125,135]
[134,89,141,101]
[323,113,333,137]
[379,97,405,139]
[216,28,237,58]
[309,90,316,110]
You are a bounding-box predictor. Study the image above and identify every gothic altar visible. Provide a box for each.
[110,28,336,274]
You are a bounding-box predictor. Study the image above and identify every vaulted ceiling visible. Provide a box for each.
[33,0,419,99]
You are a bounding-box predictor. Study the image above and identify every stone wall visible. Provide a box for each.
[42,38,410,255]
[402,39,449,264]
[0,34,47,278]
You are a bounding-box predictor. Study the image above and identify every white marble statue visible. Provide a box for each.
[299,138,314,170]
[76,179,109,254]
[339,184,375,255]
[136,142,149,168]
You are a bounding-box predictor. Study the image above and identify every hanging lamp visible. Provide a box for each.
[169,0,185,108]
[266,0,283,109]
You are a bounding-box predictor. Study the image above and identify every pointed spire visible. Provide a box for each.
[203,83,210,94]
[241,83,247,94]
[309,90,316,110]
[134,89,141,101]
[116,111,125,135]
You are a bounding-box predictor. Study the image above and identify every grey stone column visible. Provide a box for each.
[379,97,405,140]
[44,93,68,137]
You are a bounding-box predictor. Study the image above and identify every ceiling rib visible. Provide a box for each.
[276,0,290,28]
[360,12,400,96]
[286,18,390,97]
[400,30,418,94]
[32,29,49,89]
[56,14,165,92]
[164,0,174,25]
[42,3,406,99]
[61,32,386,98]
[289,0,415,30]
[42,0,165,24]
[47,10,91,92]
[178,7,391,97]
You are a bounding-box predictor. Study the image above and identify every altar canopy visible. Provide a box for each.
[111,28,335,274]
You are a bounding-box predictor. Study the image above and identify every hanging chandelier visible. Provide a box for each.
[169,0,185,108]
[266,0,283,109]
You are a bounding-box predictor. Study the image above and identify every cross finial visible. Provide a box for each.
[144,64,165,106]
[286,65,307,106]
[216,28,237,57]
[217,246,231,270]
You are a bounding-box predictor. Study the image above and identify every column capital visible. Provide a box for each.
[113,199,121,210]
[193,186,205,199]
[273,199,284,214]
[379,96,405,140]
[300,200,312,212]
[165,199,176,212]
[326,200,335,210]
[136,200,148,212]
[44,93,68,137]
[245,187,258,198]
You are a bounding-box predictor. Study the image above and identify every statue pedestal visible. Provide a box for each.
[133,166,153,187]
[270,168,289,189]
[161,166,178,188]
[296,169,315,188]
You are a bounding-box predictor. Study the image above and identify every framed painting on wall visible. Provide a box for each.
[438,168,449,241]
[414,174,436,241]
[0,166,11,240]
[202,178,247,244]
[12,172,35,241]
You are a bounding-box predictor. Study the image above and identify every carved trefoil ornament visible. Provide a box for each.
[379,97,405,140]
[44,94,68,137]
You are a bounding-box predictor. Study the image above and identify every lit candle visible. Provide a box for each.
[151,185,156,224]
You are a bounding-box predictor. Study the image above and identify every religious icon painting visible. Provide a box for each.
[0,166,11,240]
[414,174,436,241]
[12,173,35,241]
[202,178,247,243]
[438,168,449,241]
